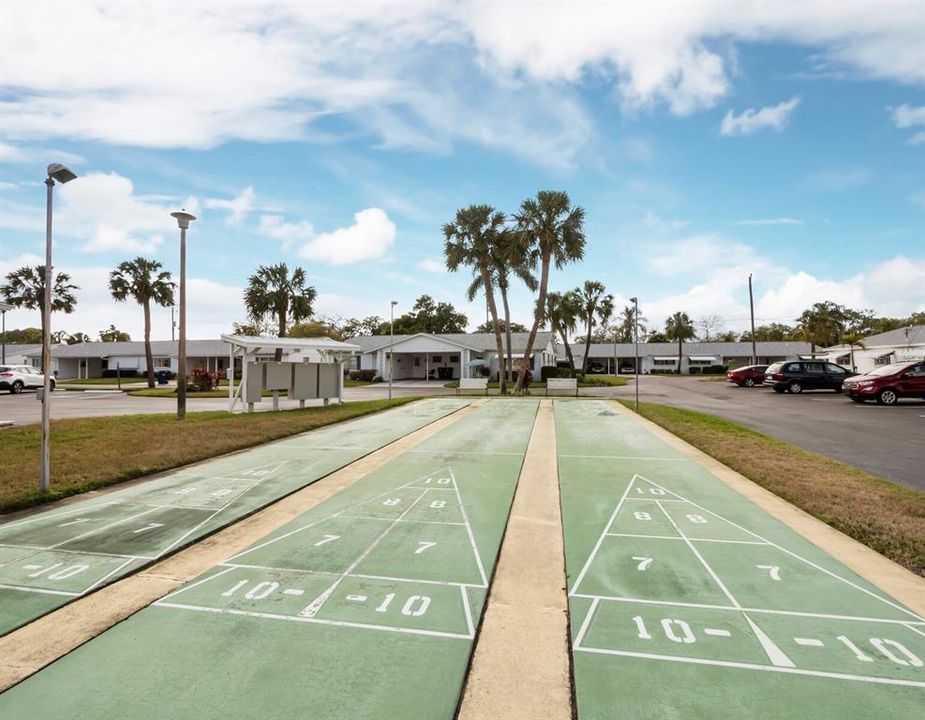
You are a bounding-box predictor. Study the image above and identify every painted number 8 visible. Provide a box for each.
[686,514,707,524]
[634,512,651,521]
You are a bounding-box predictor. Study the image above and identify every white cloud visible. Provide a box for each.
[53,172,188,253]
[642,234,773,278]
[258,214,315,252]
[417,258,446,273]
[732,218,803,226]
[641,210,689,232]
[720,97,800,136]
[801,168,870,190]
[299,208,396,265]
[204,186,255,225]
[888,104,925,145]
[0,141,84,165]
[1,3,923,167]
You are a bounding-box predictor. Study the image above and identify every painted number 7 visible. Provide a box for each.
[632,556,653,571]
[415,541,437,555]
[314,534,340,547]
[757,565,781,581]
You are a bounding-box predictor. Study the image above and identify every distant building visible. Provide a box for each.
[571,341,813,374]
[821,325,925,373]
[0,343,45,367]
[349,332,557,381]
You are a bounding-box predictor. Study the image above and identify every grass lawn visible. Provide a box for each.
[57,377,149,385]
[622,400,925,577]
[128,387,236,398]
[0,397,418,514]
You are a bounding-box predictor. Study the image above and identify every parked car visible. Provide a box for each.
[618,363,635,374]
[726,364,768,387]
[0,365,56,394]
[587,362,606,374]
[763,360,856,393]
[841,361,925,405]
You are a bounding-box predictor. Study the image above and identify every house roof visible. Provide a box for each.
[858,325,924,347]
[1,343,43,357]
[222,335,359,353]
[349,331,554,354]
[573,341,812,359]
[34,339,230,359]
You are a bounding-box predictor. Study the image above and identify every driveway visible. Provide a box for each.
[609,375,925,492]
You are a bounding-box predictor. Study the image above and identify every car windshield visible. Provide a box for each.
[765,363,782,373]
[863,363,911,377]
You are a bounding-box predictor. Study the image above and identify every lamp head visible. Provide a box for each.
[391,300,398,307]
[47,163,77,184]
[170,209,197,229]
[629,296,637,303]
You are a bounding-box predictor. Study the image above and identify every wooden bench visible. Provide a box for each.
[457,377,489,396]
[546,377,578,397]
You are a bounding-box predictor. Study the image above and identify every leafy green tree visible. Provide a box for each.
[109,257,174,387]
[796,301,845,351]
[385,295,468,335]
[474,320,529,333]
[244,263,317,360]
[545,290,581,372]
[0,327,44,344]
[646,331,669,343]
[99,325,131,342]
[512,190,586,391]
[715,330,739,342]
[1,265,79,371]
[575,281,614,373]
[444,205,509,390]
[66,332,92,345]
[665,311,696,372]
[341,316,385,337]
[739,323,795,342]
[289,320,345,341]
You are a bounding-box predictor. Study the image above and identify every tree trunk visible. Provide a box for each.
[481,265,506,394]
[559,328,575,371]
[501,283,513,385]
[275,309,286,361]
[143,299,155,388]
[516,254,550,392]
[677,338,682,374]
[582,315,593,374]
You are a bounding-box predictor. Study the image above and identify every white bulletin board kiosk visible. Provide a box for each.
[221,335,360,413]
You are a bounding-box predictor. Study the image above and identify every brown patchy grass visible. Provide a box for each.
[621,401,925,577]
[0,398,417,514]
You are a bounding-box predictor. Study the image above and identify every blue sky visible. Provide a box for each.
[1,1,923,340]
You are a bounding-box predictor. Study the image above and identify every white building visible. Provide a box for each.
[822,325,925,373]
[349,332,557,381]
[572,341,812,374]
[1,343,46,367]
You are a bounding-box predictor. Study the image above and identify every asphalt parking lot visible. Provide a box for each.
[616,375,925,492]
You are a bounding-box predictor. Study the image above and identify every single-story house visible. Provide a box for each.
[29,340,233,379]
[571,341,813,374]
[348,332,557,381]
[821,325,925,373]
[1,343,46,367]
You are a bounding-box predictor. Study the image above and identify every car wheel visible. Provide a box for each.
[743,377,755,387]
[773,386,784,393]
[10,380,24,394]
[876,388,898,406]
[787,382,803,394]
[50,380,56,391]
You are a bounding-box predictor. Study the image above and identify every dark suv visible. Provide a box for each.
[764,360,857,393]
[841,361,925,405]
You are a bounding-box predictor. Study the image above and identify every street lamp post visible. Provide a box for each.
[630,296,639,413]
[169,281,178,342]
[40,163,78,493]
[170,210,196,421]
[388,300,397,406]
[0,301,12,364]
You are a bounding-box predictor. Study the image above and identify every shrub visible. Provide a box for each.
[702,365,726,375]
[348,369,378,382]
[541,365,573,381]
[689,366,701,375]
[102,368,140,378]
[188,366,221,391]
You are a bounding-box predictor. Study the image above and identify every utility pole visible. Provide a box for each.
[748,273,757,365]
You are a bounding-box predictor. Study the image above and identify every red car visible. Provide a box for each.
[726,364,768,387]
[841,361,925,405]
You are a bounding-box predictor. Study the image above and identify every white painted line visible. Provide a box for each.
[298,488,431,618]
[558,454,690,461]
[282,588,305,596]
[0,502,120,530]
[625,497,687,503]
[744,614,795,667]
[638,475,925,623]
[0,544,155,561]
[573,597,600,650]
[156,566,238,603]
[345,594,366,602]
[335,514,466,526]
[794,638,824,647]
[604,533,768,545]
[78,557,137,595]
[461,585,475,638]
[0,583,80,597]
[575,646,925,688]
[569,475,636,597]
[704,628,732,637]
[352,572,486,589]
[571,593,922,625]
[49,506,164,551]
[405,449,525,457]
[904,623,925,639]
[157,602,473,640]
[21,564,42,570]
[449,468,489,588]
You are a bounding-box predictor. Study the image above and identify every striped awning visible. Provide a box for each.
[688,355,719,362]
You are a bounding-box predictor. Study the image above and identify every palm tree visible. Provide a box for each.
[444,205,509,391]
[512,190,586,391]
[842,331,866,372]
[244,263,317,361]
[545,291,581,372]
[575,281,614,373]
[1,265,78,372]
[109,257,174,388]
[616,304,647,343]
[466,228,538,385]
[665,311,696,373]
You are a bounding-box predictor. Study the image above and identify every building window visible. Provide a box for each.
[154,357,171,368]
[653,358,677,366]
[688,359,712,366]
[414,357,420,367]
[432,355,443,363]
[450,355,459,363]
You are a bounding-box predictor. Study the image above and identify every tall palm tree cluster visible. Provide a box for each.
[444,190,588,393]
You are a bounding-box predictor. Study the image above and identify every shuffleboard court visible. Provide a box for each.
[0,398,471,636]
[555,399,925,719]
[0,399,539,719]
